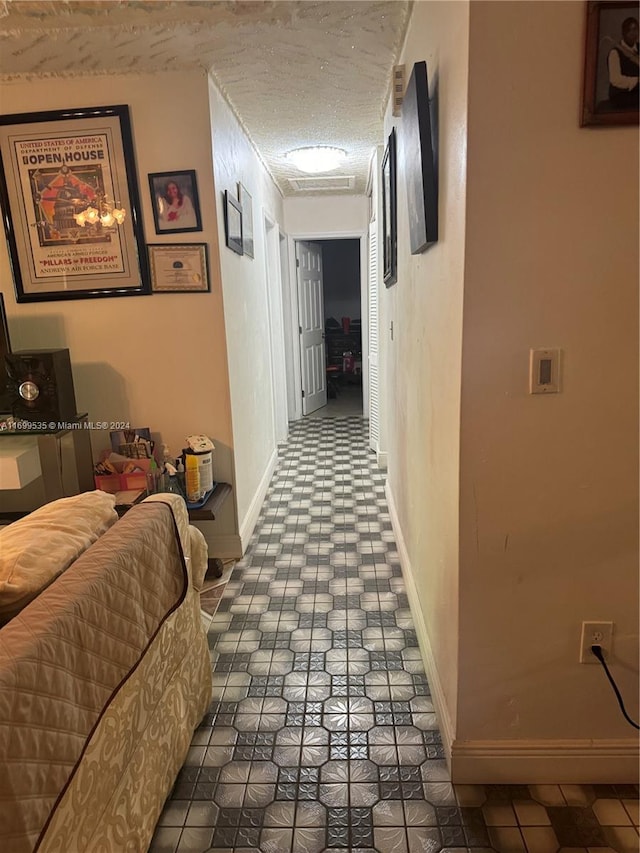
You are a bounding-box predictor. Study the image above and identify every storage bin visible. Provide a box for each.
[94,457,155,494]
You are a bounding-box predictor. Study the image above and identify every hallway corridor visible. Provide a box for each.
[151,418,639,853]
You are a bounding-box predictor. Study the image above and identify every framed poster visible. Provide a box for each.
[148,243,210,293]
[148,169,202,234]
[581,1,639,126]
[382,128,397,287]
[238,182,254,258]
[0,104,150,302]
[224,190,243,255]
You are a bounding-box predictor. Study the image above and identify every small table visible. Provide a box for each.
[0,413,94,519]
[189,483,232,579]
[186,482,232,521]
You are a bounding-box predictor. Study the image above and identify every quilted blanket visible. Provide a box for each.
[0,500,188,853]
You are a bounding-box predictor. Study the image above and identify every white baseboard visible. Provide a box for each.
[377,450,388,469]
[451,738,640,783]
[385,480,455,764]
[239,447,278,552]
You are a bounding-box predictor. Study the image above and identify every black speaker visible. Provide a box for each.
[5,349,77,423]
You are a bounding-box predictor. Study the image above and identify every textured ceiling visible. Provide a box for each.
[0,0,411,196]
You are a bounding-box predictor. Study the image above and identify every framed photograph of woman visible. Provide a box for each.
[149,170,202,234]
[581,1,639,126]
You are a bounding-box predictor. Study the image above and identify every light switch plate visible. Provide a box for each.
[530,348,561,394]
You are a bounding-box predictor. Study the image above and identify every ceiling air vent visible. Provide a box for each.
[289,175,355,192]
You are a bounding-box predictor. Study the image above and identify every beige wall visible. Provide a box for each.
[0,72,236,532]
[208,80,285,540]
[385,0,638,778]
[383,0,470,743]
[458,0,639,750]
[284,195,368,236]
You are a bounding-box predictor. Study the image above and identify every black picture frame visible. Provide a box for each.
[0,104,150,302]
[581,1,639,127]
[238,182,254,258]
[0,293,12,413]
[148,169,202,234]
[224,190,243,255]
[382,128,397,287]
[401,61,438,254]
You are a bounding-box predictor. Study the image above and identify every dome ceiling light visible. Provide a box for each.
[286,146,347,174]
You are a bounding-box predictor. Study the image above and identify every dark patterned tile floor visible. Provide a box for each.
[149,417,640,853]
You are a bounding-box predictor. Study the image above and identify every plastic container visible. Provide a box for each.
[165,474,184,497]
[184,435,214,494]
[184,453,204,502]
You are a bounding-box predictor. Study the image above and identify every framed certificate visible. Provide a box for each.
[147,243,210,293]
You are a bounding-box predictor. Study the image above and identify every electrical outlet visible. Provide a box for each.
[580,621,613,663]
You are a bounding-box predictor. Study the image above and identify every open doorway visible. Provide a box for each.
[294,238,363,419]
[316,239,362,417]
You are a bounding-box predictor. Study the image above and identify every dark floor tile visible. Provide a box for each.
[217,808,242,827]
[401,782,425,800]
[436,806,463,825]
[547,806,599,828]
[592,784,619,798]
[547,805,608,847]
[352,826,374,846]
[191,783,216,800]
[440,825,466,846]
[328,807,350,826]
[615,784,640,799]
[327,825,349,846]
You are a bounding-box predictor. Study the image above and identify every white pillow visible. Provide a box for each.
[0,490,118,623]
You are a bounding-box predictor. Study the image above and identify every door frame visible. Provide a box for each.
[263,211,288,443]
[286,231,368,421]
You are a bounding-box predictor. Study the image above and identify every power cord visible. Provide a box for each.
[591,645,640,730]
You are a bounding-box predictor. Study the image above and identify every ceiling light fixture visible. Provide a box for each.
[286,146,346,174]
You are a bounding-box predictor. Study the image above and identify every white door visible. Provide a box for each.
[296,241,327,415]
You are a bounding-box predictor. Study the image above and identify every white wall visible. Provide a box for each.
[383,0,470,752]
[0,72,236,538]
[283,195,368,237]
[208,80,285,545]
[455,0,639,779]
